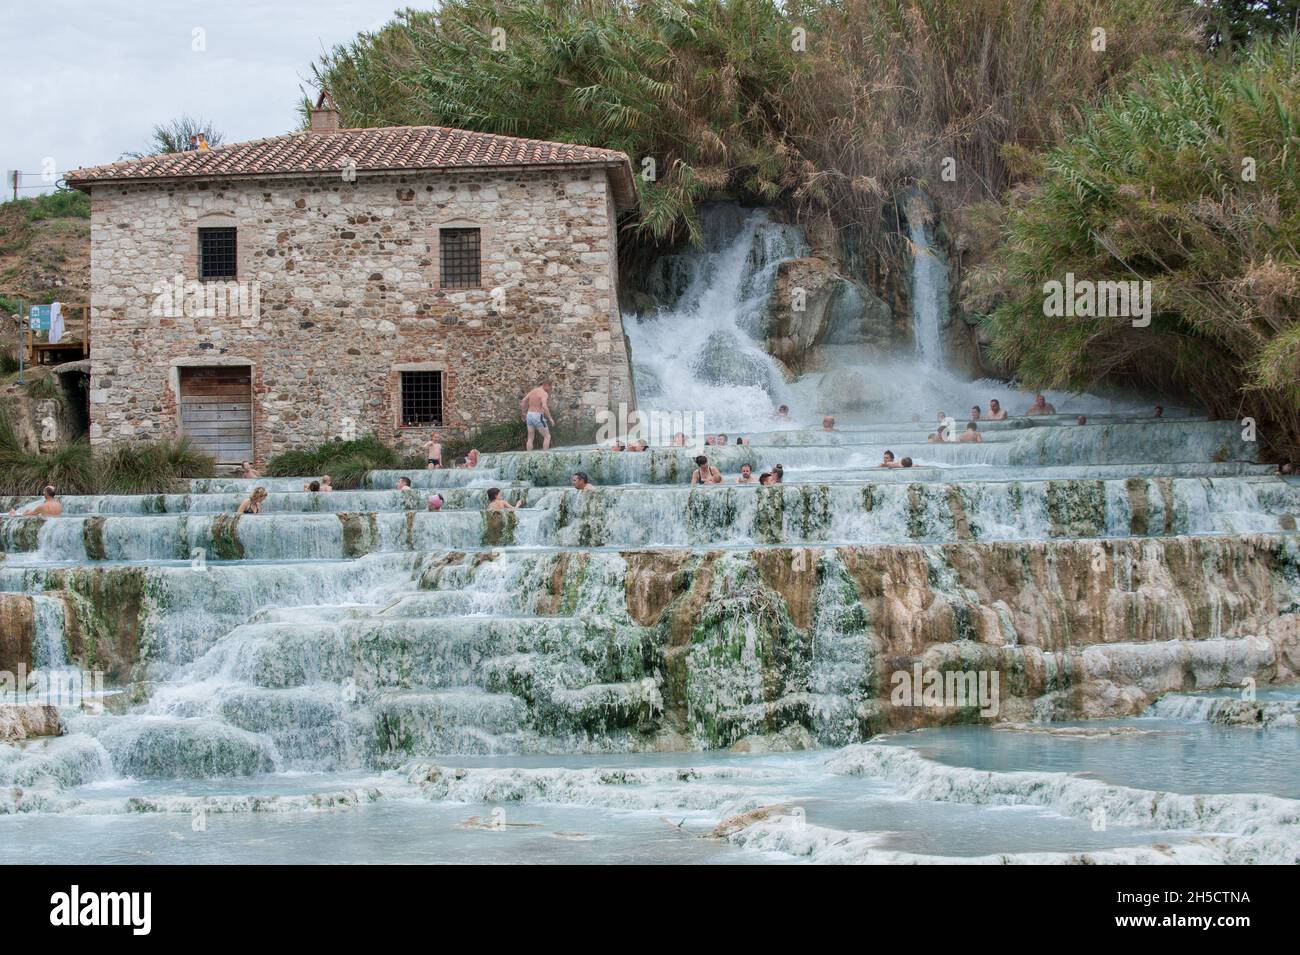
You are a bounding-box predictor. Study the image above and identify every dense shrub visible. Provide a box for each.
[95,440,215,494]
[311,0,1192,249]
[264,434,406,489]
[0,409,213,496]
[976,34,1300,460]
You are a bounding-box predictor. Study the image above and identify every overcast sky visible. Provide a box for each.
[4,0,405,195]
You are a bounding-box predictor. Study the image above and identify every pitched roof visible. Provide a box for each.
[65,125,638,207]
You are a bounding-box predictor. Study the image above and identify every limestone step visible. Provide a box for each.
[51,486,535,516]
[6,475,1294,562]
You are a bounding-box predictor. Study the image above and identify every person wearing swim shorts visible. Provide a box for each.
[521,381,555,451]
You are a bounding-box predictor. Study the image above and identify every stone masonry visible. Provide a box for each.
[77,164,635,463]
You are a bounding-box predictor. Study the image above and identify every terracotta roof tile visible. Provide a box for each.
[66,125,637,206]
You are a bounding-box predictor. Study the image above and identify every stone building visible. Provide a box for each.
[65,99,638,464]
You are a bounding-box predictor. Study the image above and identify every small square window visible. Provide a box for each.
[439,228,481,289]
[400,371,444,427]
[198,227,237,280]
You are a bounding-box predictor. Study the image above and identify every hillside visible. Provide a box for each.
[0,191,90,357]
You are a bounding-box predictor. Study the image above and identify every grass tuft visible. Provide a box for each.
[22,375,61,400]
[265,434,404,489]
[0,407,214,496]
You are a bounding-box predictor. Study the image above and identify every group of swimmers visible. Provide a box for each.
[703,434,749,446]
[13,395,1201,524]
[923,395,1045,443]
[666,433,750,448]
[468,476,598,507]
[690,456,784,486]
[921,395,1174,444]
[606,440,650,452]
[234,474,335,513]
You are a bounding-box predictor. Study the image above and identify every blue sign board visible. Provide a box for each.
[28,305,51,332]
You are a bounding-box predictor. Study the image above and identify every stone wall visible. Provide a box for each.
[86,167,635,462]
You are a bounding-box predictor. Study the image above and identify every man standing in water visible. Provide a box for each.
[521,381,555,451]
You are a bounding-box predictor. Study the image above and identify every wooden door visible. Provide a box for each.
[179,366,253,464]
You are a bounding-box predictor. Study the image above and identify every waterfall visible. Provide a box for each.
[1,200,1295,864]
[627,201,1145,428]
[909,216,948,368]
[625,204,807,434]
[31,597,68,670]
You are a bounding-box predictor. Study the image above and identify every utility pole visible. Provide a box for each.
[10,170,17,202]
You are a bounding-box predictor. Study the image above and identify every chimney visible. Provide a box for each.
[310,90,340,134]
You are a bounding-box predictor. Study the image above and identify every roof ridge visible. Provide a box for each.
[63,123,638,209]
[73,126,627,173]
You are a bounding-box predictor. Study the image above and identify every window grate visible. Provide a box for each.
[400,371,444,427]
[439,228,481,289]
[198,227,237,280]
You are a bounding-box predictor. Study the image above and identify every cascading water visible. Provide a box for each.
[30,597,68,671]
[625,201,1151,432]
[908,214,948,369]
[1,408,1296,862]
[626,205,807,434]
[0,202,1295,864]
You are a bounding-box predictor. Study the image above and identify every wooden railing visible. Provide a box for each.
[27,304,90,365]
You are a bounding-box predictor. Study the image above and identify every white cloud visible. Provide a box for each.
[2,0,400,194]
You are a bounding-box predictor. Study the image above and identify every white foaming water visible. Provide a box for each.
[627,202,1148,433]
[626,205,806,434]
[0,198,1293,864]
[31,597,68,670]
[909,213,947,368]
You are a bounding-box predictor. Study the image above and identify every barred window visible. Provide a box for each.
[439,228,481,289]
[198,227,237,280]
[400,371,444,427]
